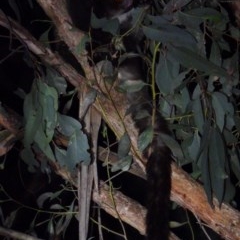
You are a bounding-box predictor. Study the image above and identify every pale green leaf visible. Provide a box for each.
[118,132,131,159]
[138,127,154,152]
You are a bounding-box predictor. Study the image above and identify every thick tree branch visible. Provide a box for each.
[0,2,240,240]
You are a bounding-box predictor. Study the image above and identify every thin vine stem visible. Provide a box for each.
[151,42,160,126]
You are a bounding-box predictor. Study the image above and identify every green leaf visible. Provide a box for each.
[211,92,234,132]
[230,148,240,182]
[91,13,119,35]
[66,131,91,169]
[159,99,172,118]
[138,127,154,152]
[180,137,194,166]
[46,68,67,95]
[156,56,180,95]
[168,47,228,77]
[76,34,90,55]
[169,221,187,229]
[96,60,114,77]
[164,0,192,13]
[197,121,211,162]
[55,146,68,167]
[209,41,221,67]
[199,142,212,204]
[208,128,228,204]
[23,93,42,147]
[118,133,131,159]
[38,81,58,142]
[111,155,132,172]
[160,133,184,161]
[186,8,224,24]
[180,87,190,112]
[34,127,55,161]
[176,11,203,29]
[39,26,52,48]
[143,24,196,51]
[57,114,82,136]
[188,131,201,162]
[192,98,204,134]
[37,192,54,208]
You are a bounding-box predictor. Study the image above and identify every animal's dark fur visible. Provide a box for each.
[118,58,172,240]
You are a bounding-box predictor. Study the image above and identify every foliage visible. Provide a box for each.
[22,69,91,173]
[90,0,240,205]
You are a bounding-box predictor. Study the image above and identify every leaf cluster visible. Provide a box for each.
[22,68,90,173]
[91,0,240,205]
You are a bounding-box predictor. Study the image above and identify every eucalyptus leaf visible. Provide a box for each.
[160,133,184,161]
[96,60,114,77]
[168,46,228,77]
[57,114,82,136]
[76,34,90,55]
[66,131,91,170]
[197,121,212,163]
[200,145,212,204]
[156,56,180,95]
[55,146,68,167]
[192,98,204,134]
[91,13,119,35]
[176,11,204,29]
[159,99,172,118]
[230,148,240,182]
[34,128,55,161]
[46,68,67,95]
[37,192,54,208]
[180,137,194,166]
[50,204,65,210]
[208,128,228,204]
[163,0,192,13]
[118,133,131,159]
[143,24,197,51]
[209,41,222,67]
[39,27,52,48]
[138,127,154,152]
[188,131,201,162]
[211,92,234,132]
[186,8,224,24]
[111,155,132,172]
